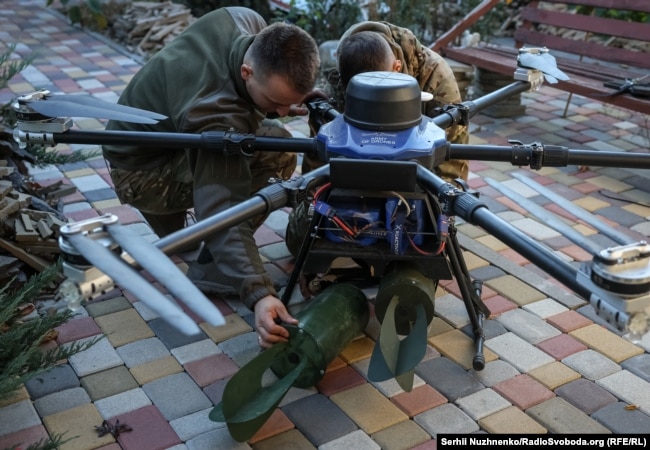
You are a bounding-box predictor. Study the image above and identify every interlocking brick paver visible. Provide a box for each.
[129,355,184,385]
[455,388,511,421]
[414,403,480,437]
[433,294,471,328]
[281,393,357,446]
[391,384,448,417]
[492,374,554,410]
[562,349,622,381]
[42,403,115,449]
[372,419,431,450]
[536,333,588,360]
[115,405,183,450]
[522,298,568,319]
[484,275,546,306]
[621,354,650,383]
[570,324,644,363]
[555,378,618,414]
[597,370,650,415]
[23,364,80,400]
[330,383,408,434]
[545,310,593,333]
[416,357,484,401]
[94,387,152,420]
[526,397,611,434]
[478,406,547,434]
[494,309,561,344]
[142,373,212,421]
[591,402,650,434]
[80,365,139,401]
[485,332,555,372]
[67,336,124,377]
[320,430,380,450]
[116,337,170,367]
[94,308,155,348]
[527,361,581,390]
[429,329,498,370]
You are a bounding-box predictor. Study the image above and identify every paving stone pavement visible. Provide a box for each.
[2,1,650,449]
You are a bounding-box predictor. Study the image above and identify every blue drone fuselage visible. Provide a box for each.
[315,113,447,165]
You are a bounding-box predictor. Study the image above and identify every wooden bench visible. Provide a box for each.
[433,0,650,115]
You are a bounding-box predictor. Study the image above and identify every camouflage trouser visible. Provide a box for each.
[110,120,296,236]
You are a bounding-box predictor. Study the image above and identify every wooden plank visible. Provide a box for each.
[541,0,650,14]
[0,238,62,277]
[520,7,650,43]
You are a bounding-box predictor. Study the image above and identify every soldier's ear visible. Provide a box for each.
[393,59,402,73]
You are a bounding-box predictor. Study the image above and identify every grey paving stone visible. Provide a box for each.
[184,426,251,450]
[24,364,80,399]
[621,354,650,383]
[562,349,621,381]
[494,309,561,345]
[455,388,511,421]
[94,387,152,419]
[80,365,139,401]
[522,298,568,319]
[117,337,171,368]
[148,317,208,350]
[526,397,611,434]
[320,430,380,450]
[591,402,650,434]
[555,378,617,414]
[469,265,507,282]
[169,407,223,442]
[282,393,358,446]
[461,318,508,341]
[485,332,554,372]
[597,370,650,415]
[58,161,89,171]
[414,403,480,436]
[595,206,646,228]
[84,295,132,317]
[415,357,484,402]
[69,173,111,192]
[62,201,93,214]
[143,372,212,421]
[67,335,124,377]
[434,294,471,328]
[83,187,118,202]
[218,333,263,367]
[33,387,90,417]
[469,360,520,387]
[0,400,41,436]
[171,339,223,365]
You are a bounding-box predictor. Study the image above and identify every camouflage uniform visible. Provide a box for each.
[306,21,469,182]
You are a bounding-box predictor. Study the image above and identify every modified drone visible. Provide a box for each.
[13,48,650,441]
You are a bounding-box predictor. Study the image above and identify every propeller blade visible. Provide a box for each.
[63,232,201,335]
[45,94,167,120]
[104,222,226,327]
[26,100,164,124]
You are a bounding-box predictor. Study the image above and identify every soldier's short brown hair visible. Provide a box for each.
[338,31,395,88]
[248,22,320,95]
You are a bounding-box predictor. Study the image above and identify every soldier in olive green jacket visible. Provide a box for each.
[103,7,321,348]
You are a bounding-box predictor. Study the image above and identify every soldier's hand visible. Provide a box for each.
[254,295,299,348]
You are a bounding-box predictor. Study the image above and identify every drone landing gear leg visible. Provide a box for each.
[445,224,489,371]
[281,209,322,304]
